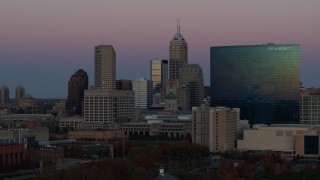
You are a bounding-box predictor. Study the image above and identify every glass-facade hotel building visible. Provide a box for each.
[210,44,300,125]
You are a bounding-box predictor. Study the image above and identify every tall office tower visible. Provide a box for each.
[15,85,25,104]
[67,69,88,116]
[169,19,188,80]
[179,85,190,110]
[132,77,153,109]
[211,44,300,125]
[94,45,116,90]
[0,86,10,105]
[179,64,204,109]
[84,90,134,124]
[192,106,239,153]
[300,87,320,125]
[150,59,169,93]
[116,79,133,90]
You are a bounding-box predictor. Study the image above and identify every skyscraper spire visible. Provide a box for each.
[177,18,180,33]
[170,18,188,80]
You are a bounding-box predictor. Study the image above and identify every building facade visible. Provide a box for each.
[300,87,320,125]
[67,69,88,116]
[68,129,123,143]
[132,78,153,109]
[179,64,204,110]
[150,59,168,93]
[94,45,116,90]
[211,44,300,125]
[60,116,84,130]
[121,115,192,139]
[15,85,25,104]
[0,142,25,167]
[192,106,239,153]
[116,79,133,90]
[237,124,320,158]
[83,89,135,124]
[169,19,188,80]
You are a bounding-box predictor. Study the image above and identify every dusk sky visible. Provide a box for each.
[1,0,319,98]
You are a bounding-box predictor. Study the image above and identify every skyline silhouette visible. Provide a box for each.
[1,0,319,98]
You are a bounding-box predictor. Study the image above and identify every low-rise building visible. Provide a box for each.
[68,129,123,143]
[60,116,84,130]
[237,124,320,157]
[28,145,64,165]
[0,141,25,166]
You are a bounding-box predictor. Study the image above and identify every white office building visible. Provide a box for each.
[132,77,153,109]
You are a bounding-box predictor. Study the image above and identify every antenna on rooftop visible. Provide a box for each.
[177,18,181,33]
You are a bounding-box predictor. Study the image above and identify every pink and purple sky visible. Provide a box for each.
[1,0,319,98]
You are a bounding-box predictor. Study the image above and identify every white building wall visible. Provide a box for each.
[133,78,153,109]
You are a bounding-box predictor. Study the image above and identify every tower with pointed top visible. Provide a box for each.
[169,19,188,80]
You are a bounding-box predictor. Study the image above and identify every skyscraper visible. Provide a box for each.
[15,85,25,104]
[67,69,88,116]
[132,77,153,109]
[0,86,9,105]
[84,45,135,126]
[179,64,204,109]
[94,45,116,90]
[150,59,168,93]
[169,19,188,80]
[211,44,300,125]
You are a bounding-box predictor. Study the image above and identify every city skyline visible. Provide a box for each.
[1,0,320,98]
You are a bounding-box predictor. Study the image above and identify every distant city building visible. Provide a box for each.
[28,146,64,165]
[83,89,134,124]
[0,85,9,105]
[300,87,320,125]
[237,124,320,158]
[204,86,210,98]
[60,116,84,130]
[150,59,168,93]
[179,85,190,110]
[18,94,37,108]
[15,85,25,104]
[0,113,54,129]
[116,79,133,90]
[66,69,88,116]
[68,129,123,143]
[211,44,300,125]
[165,90,178,111]
[121,114,192,139]
[192,106,240,153]
[179,64,204,109]
[0,142,25,167]
[169,19,188,80]
[94,45,116,90]
[19,94,38,108]
[54,101,66,116]
[162,78,180,108]
[132,77,153,109]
